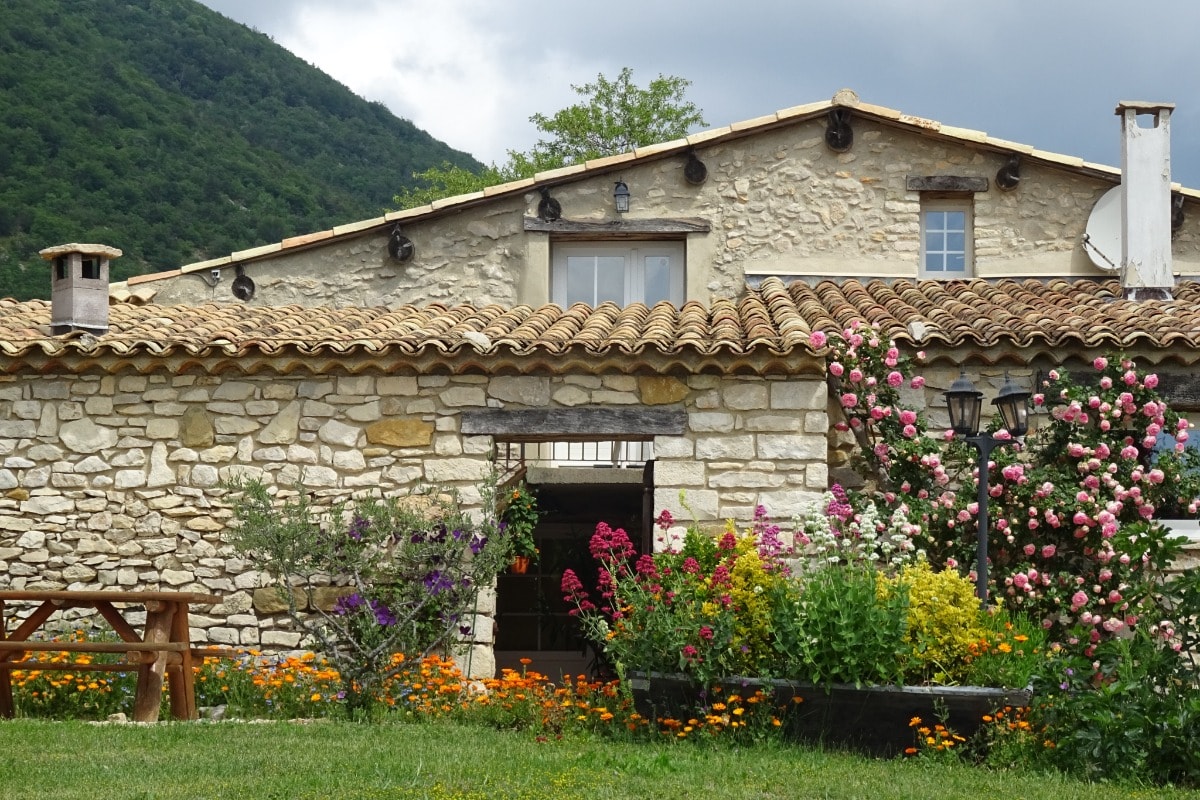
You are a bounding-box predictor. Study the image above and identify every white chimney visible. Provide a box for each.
[39,243,121,335]
[1117,101,1174,300]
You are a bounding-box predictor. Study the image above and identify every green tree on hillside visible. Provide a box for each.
[395,68,705,209]
[0,0,479,301]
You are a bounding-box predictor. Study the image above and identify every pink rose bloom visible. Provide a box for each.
[1093,357,1108,370]
[1071,590,1088,611]
[900,410,917,425]
[1120,445,1139,460]
[809,330,828,348]
[1099,376,1113,390]
[1041,544,1056,558]
[886,371,903,387]
[848,368,864,383]
[1147,468,1165,484]
[910,376,926,389]
[1124,371,1138,386]
[849,333,864,347]
[840,392,858,408]
[829,362,844,377]
[1144,374,1159,389]
[902,424,918,438]
[1023,543,1036,556]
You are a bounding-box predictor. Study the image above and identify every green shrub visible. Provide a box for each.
[774,565,909,686]
[887,562,985,684]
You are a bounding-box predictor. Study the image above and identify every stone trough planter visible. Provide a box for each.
[627,671,1032,757]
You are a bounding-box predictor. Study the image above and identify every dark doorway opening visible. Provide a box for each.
[494,479,646,680]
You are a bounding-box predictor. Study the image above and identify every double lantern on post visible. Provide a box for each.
[943,372,1032,608]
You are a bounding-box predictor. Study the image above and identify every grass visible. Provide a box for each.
[0,718,1189,800]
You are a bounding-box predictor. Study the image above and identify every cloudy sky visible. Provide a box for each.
[195,0,1200,187]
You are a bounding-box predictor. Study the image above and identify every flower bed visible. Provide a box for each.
[627,671,1029,757]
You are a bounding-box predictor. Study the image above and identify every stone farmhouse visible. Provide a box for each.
[3,90,1200,676]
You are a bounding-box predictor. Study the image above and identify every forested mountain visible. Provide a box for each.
[0,0,481,299]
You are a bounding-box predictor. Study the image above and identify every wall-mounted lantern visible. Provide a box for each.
[613,180,631,213]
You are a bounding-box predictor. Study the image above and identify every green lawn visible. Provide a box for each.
[0,719,1184,800]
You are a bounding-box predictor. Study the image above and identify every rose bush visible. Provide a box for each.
[815,321,1200,782]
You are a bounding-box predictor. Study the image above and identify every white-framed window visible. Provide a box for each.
[920,199,972,278]
[552,241,685,307]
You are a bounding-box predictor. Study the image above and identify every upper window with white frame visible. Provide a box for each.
[921,198,973,278]
[552,241,685,307]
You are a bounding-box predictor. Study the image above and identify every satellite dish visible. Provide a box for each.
[1083,186,1123,272]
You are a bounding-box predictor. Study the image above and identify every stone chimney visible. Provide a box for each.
[39,243,122,335]
[1117,101,1175,300]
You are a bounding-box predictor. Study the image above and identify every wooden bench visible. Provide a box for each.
[0,590,224,722]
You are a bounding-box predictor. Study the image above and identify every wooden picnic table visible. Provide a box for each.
[0,589,223,722]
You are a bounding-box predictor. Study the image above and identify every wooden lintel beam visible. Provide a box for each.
[906,176,989,193]
[522,217,711,235]
[461,407,686,439]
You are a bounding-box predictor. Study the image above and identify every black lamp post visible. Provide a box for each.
[944,371,1031,608]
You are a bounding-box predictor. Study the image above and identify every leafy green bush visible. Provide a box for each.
[776,565,909,686]
[885,562,985,684]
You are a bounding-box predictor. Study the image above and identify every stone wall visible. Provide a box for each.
[142,114,1200,310]
[0,362,829,672]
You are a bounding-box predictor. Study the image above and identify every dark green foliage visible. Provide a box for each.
[0,0,480,299]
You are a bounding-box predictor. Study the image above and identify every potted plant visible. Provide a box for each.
[502,482,539,574]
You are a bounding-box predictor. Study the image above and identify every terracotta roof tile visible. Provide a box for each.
[8,278,1200,368]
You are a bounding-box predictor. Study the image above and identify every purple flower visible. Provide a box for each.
[369,599,396,627]
[423,570,454,595]
[333,593,364,616]
[347,515,369,541]
[470,534,487,555]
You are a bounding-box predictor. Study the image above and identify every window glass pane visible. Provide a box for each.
[644,255,672,305]
[946,252,965,271]
[596,255,625,304]
[944,211,966,233]
[565,256,595,305]
[946,232,965,253]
